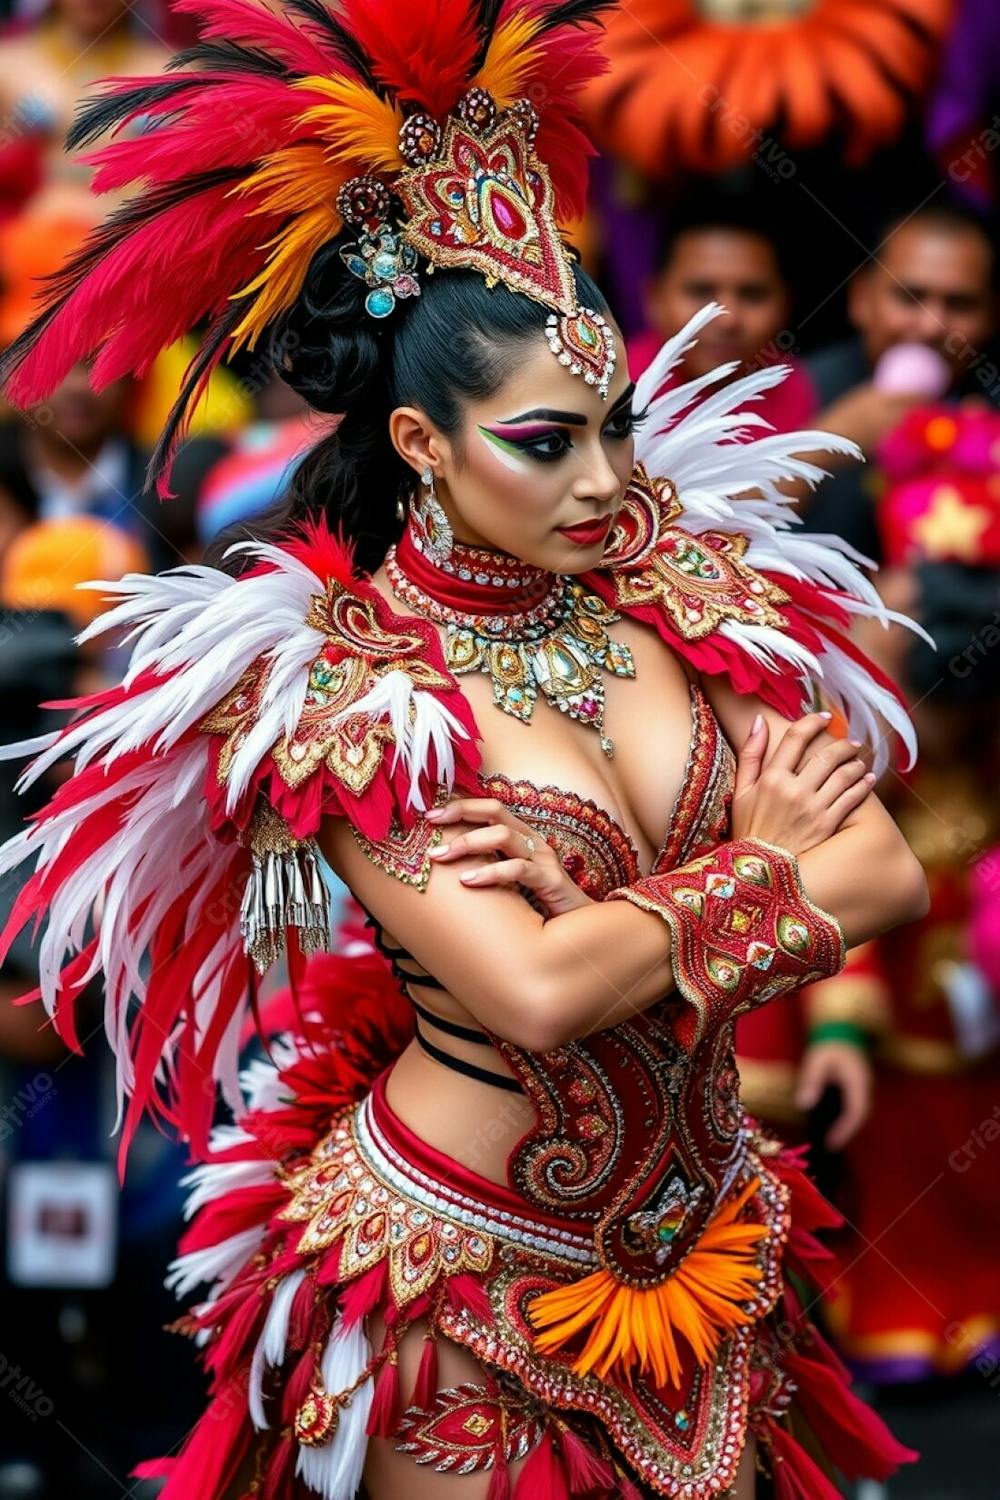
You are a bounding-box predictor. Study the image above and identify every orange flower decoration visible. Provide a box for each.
[584,0,952,177]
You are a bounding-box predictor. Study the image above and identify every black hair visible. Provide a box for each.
[652,191,794,287]
[870,197,1000,291]
[210,230,611,576]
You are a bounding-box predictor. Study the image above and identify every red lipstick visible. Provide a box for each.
[556,515,612,546]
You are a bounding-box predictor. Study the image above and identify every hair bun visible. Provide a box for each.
[269,234,386,416]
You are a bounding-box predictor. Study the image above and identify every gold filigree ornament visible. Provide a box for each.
[395,94,577,317]
[280,1121,493,1310]
[445,583,634,757]
[198,574,458,966]
[384,542,635,756]
[202,577,451,800]
[606,464,793,640]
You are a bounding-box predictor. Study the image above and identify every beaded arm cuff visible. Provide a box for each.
[608,837,845,1042]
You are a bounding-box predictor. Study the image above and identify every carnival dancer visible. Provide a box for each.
[0,2,929,1496]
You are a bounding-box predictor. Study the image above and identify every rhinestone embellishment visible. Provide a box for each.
[545,307,617,399]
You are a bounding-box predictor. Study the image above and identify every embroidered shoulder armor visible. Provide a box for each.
[581,305,922,776]
[0,522,479,1159]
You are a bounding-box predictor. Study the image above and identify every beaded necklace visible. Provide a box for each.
[385,520,634,756]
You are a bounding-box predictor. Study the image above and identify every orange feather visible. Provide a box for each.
[527,1177,769,1390]
[474,13,546,108]
[228,145,346,352]
[292,75,404,173]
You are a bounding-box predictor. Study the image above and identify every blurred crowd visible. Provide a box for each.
[0,0,998,1495]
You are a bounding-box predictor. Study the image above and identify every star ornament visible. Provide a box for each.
[910,483,994,562]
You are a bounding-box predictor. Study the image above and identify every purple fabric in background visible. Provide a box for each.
[589,156,663,337]
[927,0,1000,200]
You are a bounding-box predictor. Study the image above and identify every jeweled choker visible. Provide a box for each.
[385,521,635,756]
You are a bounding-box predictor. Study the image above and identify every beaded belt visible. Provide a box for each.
[355,1091,598,1268]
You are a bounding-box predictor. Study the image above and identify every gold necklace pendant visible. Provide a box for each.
[444,581,634,756]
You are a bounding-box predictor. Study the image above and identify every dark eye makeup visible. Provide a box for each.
[480,392,648,465]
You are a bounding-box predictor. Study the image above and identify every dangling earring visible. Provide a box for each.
[413,465,453,565]
[395,497,406,522]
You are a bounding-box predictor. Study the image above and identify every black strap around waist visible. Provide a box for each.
[413,1025,524,1093]
[363,909,523,1093]
[369,924,447,990]
[409,995,492,1045]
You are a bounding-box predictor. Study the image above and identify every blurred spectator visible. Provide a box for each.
[0,0,169,226]
[0,510,196,1498]
[0,422,39,563]
[629,197,818,432]
[800,200,1000,560]
[745,401,1000,1390]
[927,0,1000,209]
[196,410,323,548]
[0,361,160,557]
[162,372,324,555]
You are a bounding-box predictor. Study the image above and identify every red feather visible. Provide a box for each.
[133,1381,252,1500]
[340,0,482,116]
[534,116,594,220]
[84,77,303,194]
[172,0,340,75]
[5,178,270,407]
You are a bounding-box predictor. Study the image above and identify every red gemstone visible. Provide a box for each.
[489,186,527,239]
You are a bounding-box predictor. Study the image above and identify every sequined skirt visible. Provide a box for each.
[149,1062,915,1500]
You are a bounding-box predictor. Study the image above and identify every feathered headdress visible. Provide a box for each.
[0,0,614,492]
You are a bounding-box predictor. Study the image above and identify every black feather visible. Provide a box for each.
[470,0,505,72]
[145,301,246,499]
[167,39,292,79]
[534,0,616,34]
[283,0,384,95]
[67,77,205,152]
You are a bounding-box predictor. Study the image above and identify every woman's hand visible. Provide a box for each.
[731,711,875,856]
[425,798,593,915]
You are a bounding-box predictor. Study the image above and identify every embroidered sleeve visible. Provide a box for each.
[192,530,481,941]
[583,461,917,776]
[199,558,479,845]
[608,837,845,1043]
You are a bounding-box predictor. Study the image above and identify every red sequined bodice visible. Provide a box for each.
[481,681,745,1285]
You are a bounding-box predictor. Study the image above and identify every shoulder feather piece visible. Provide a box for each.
[0,523,478,1164]
[587,305,924,773]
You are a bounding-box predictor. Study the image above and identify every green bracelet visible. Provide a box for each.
[808,1020,870,1050]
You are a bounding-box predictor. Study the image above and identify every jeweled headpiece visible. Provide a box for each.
[0,0,617,491]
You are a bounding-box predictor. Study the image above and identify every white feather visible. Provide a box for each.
[240,1038,301,1113]
[0,543,473,1135]
[249,1268,307,1430]
[633,304,923,772]
[295,1315,374,1500]
[166,1226,266,1300]
[180,1156,271,1222]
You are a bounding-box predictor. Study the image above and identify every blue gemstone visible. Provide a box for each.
[341,251,368,280]
[366,287,396,318]
[372,250,398,281]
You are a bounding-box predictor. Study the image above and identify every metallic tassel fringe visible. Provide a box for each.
[240,840,331,973]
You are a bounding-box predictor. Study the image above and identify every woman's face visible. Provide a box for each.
[422,330,636,574]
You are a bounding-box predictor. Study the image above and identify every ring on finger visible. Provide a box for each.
[523,834,536,855]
